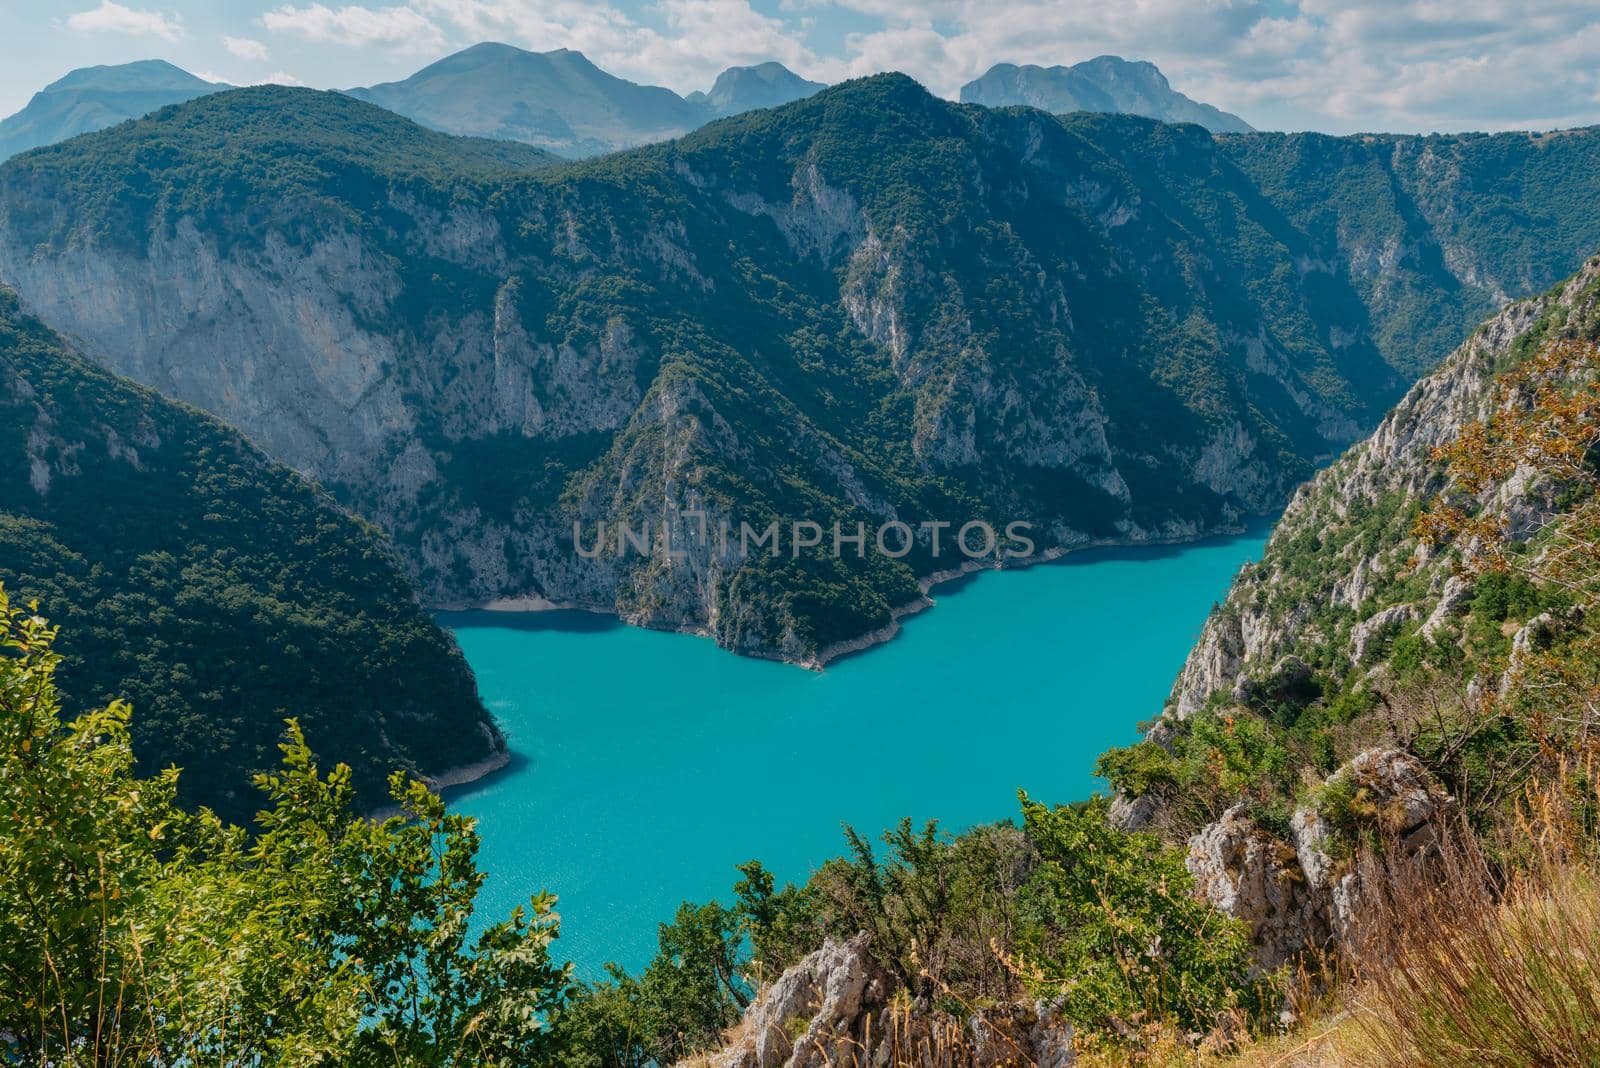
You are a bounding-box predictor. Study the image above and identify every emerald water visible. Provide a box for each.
[441,525,1268,977]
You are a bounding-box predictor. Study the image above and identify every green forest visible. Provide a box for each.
[0,287,499,822]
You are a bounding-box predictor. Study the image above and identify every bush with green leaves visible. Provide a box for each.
[1016,794,1274,1035]
[555,799,1272,1064]
[0,586,568,1066]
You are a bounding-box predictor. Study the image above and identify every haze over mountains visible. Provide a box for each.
[960,57,1254,134]
[686,61,829,118]
[0,44,1248,162]
[0,60,222,162]
[345,44,829,156]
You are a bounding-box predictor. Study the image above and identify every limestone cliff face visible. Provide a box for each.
[1117,258,1600,966]
[0,81,1507,661]
[1166,257,1600,718]
[1183,748,1456,969]
[0,284,502,819]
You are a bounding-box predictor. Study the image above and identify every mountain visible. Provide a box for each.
[0,60,223,162]
[346,42,707,157]
[1162,254,1600,724]
[0,284,504,822]
[3,79,1600,665]
[687,62,826,117]
[1095,255,1600,965]
[1217,128,1600,374]
[960,56,1253,134]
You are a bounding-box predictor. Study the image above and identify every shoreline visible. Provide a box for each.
[446,520,1263,671]
[366,746,513,820]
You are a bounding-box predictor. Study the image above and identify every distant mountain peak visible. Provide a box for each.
[346,44,828,157]
[693,61,826,118]
[959,57,1252,134]
[0,59,223,162]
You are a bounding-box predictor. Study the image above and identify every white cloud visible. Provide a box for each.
[65,1,184,41]
[409,0,824,93]
[223,35,271,62]
[184,0,1600,133]
[190,70,235,85]
[817,0,1600,133]
[262,3,446,52]
[263,70,306,85]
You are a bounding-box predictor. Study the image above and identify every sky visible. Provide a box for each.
[2,0,1599,135]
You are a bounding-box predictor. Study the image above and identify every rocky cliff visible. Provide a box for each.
[3,81,1598,662]
[1098,256,1600,968]
[1166,256,1600,720]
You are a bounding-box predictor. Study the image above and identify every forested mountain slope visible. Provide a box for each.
[2,78,1598,662]
[1218,127,1600,374]
[1089,255,1600,966]
[0,285,502,821]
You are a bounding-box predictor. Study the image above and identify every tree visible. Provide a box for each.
[0,586,571,1065]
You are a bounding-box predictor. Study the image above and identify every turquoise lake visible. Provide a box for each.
[441,524,1268,978]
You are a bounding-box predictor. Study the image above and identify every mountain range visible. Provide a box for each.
[0,46,1246,163]
[348,44,833,157]
[960,56,1254,133]
[2,78,1596,665]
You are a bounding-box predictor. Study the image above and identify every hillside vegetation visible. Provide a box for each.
[0,285,501,820]
[9,80,1596,660]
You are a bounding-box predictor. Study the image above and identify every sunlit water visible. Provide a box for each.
[441,524,1268,978]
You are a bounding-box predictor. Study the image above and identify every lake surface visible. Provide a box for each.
[441,524,1268,978]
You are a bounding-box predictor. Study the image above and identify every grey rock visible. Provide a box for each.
[698,932,1073,1068]
[1290,748,1457,946]
[1185,804,1329,969]
[1349,604,1419,666]
[1107,790,1161,832]
[1419,574,1474,637]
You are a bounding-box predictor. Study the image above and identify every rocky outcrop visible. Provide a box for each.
[696,933,1073,1068]
[1183,749,1457,967]
[1292,749,1457,949]
[704,933,890,1068]
[1185,804,1328,970]
[1165,257,1600,719]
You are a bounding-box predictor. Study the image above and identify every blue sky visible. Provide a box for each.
[4,1,1599,135]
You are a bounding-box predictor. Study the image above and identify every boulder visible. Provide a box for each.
[1184,804,1329,970]
[705,932,889,1068]
[1290,748,1457,946]
[697,932,1074,1068]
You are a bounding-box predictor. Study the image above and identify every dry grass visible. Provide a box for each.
[1328,766,1600,1067]
[690,764,1600,1067]
[1082,763,1600,1068]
